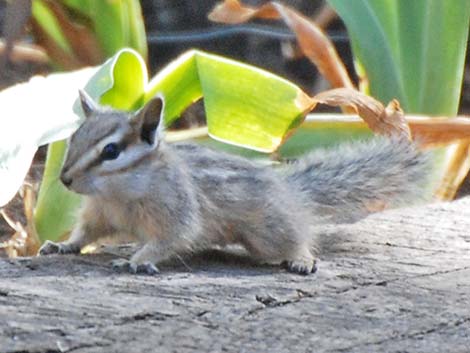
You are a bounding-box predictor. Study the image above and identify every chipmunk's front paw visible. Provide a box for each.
[111,259,160,275]
[282,258,317,275]
[38,240,80,256]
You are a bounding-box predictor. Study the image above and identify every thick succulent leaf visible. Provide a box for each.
[34,140,81,242]
[126,0,148,60]
[61,0,93,17]
[90,0,148,61]
[146,50,314,152]
[327,0,470,115]
[197,53,311,151]
[145,50,203,123]
[95,49,147,110]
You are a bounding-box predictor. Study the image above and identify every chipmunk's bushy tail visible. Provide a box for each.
[283,136,433,224]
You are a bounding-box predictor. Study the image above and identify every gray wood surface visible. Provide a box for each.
[1,198,470,353]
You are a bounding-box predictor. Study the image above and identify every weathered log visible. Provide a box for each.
[1,198,470,353]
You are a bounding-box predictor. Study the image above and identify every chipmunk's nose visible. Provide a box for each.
[60,173,72,187]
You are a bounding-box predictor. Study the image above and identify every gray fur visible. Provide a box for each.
[283,137,432,223]
[39,99,432,275]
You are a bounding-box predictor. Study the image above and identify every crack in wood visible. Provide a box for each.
[119,311,178,323]
[244,289,316,317]
[334,266,470,294]
[332,317,470,352]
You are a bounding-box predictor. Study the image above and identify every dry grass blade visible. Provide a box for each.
[0,208,27,258]
[23,183,41,255]
[209,0,354,90]
[0,40,49,64]
[313,88,411,140]
[0,184,40,257]
[434,142,470,200]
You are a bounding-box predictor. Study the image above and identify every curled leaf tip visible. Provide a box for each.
[295,91,317,114]
[313,88,411,140]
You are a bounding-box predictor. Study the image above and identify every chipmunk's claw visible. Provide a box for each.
[111,259,160,275]
[282,259,317,275]
[38,240,80,255]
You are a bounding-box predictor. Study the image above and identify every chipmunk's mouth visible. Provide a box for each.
[64,178,97,195]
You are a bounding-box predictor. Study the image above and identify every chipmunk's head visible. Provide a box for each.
[60,90,165,197]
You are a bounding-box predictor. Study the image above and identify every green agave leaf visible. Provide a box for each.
[327,0,470,115]
[198,53,308,152]
[92,48,147,110]
[34,140,81,242]
[90,1,126,57]
[199,117,372,159]
[35,48,147,242]
[61,0,93,17]
[126,0,148,60]
[90,0,148,60]
[145,50,203,124]
[146,50,312,152]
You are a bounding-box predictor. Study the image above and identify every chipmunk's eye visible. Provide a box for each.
[101,143,121,161]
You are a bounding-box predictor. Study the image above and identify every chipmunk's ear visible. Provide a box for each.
[131,94,165,147]
[78,89,99,118]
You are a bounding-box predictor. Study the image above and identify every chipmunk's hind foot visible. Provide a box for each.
[111,258,160,275]
[281,250,317,275]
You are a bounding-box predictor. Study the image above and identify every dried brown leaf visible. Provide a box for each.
[312,4,338,30]
[433,141,470,200]
[313,88,411,139]
[209,0,279,23]
[209,0,354,90]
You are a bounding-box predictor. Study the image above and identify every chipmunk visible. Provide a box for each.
[39,90,431,275]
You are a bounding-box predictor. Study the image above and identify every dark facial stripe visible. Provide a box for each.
[82,130,140,173]
[98,147,156,176]
[66,122,122,169]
